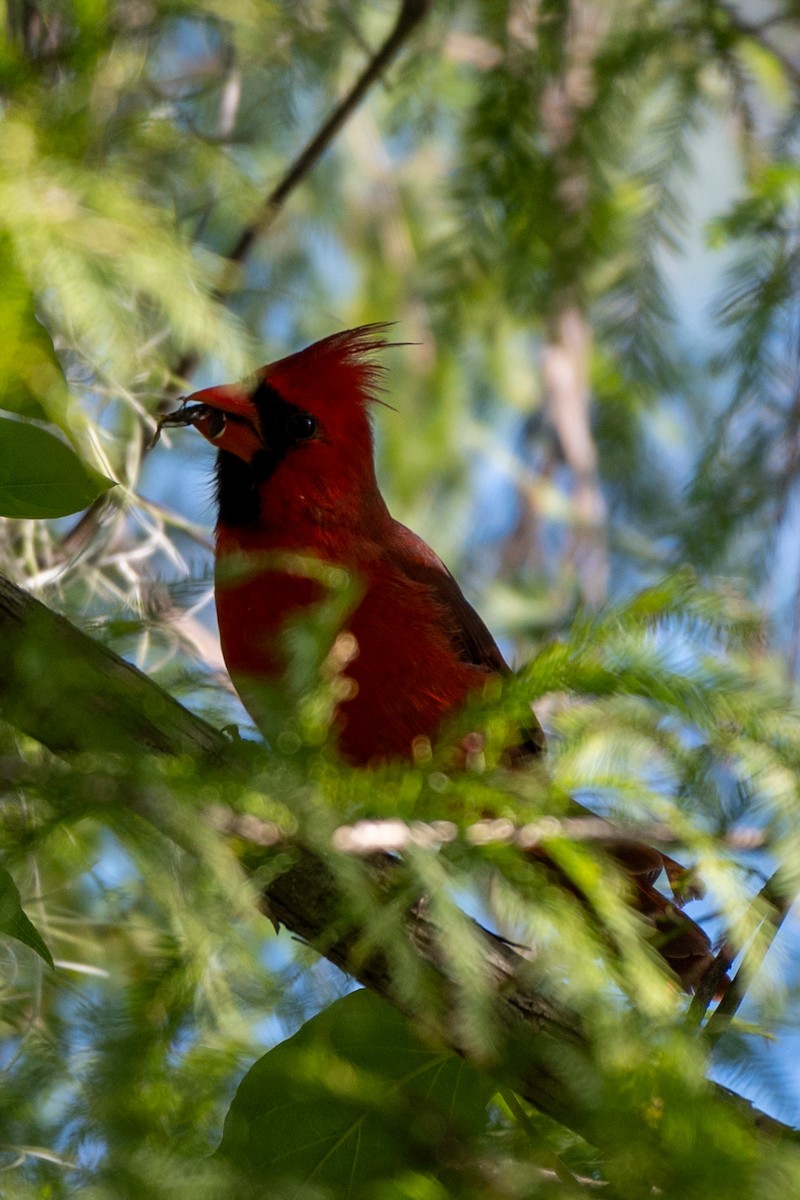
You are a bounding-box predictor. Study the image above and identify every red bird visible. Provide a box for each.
[163,324,718,991]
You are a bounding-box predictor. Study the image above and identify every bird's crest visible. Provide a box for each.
[265,323,398,411]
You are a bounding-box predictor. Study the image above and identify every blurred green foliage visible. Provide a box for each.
[3,1,800,1197]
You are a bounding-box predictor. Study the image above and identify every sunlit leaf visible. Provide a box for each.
[0,862,53,968]
[0,417,114,517]
[0,240,70,427]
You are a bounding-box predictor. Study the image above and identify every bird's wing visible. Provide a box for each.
[388,521,546,756]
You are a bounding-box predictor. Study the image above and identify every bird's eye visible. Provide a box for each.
[286,413,318,441]
[208,409,227,440]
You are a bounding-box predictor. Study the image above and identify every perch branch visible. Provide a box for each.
[0,571,795,1151]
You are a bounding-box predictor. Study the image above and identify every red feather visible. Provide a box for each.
[173,327,722,993]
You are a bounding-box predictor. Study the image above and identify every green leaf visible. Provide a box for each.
[0,863,54,968]
[0,307,69,424]
[0,238,71,426]
[0,417,114,518]
[0,312,67,425]
[217,989,494,1195]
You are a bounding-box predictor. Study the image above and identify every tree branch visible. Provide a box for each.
[0,571,795,1152]
[703,868,796,1040]
[207,0,434,312]
[0,573,224,758]
[57,0,433,562]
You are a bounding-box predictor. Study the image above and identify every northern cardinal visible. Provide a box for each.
[160,324,719,991]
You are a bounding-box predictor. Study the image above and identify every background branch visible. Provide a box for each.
[205,0,435,322]
[57,0,433,563]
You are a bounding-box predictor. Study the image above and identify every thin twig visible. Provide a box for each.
[173,0,433,383]
[210,811,777,856]
[702,867,796,1040]
[57,0,433,562]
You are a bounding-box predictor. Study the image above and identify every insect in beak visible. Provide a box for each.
[150,401,225,449]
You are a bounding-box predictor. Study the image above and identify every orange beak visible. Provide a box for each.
[156,380,264,463]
